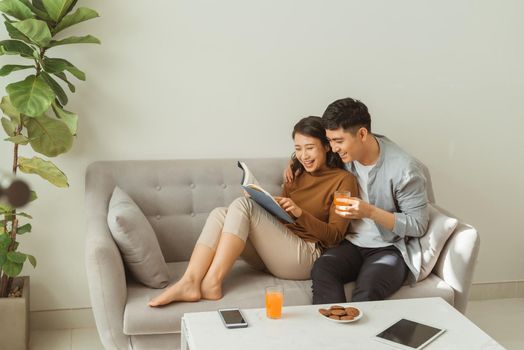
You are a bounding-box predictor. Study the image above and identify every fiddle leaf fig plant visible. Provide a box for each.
[0,0,100,297]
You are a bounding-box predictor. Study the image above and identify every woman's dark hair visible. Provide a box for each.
[291,116,344,175]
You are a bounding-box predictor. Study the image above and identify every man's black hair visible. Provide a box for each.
[322,97,371,134]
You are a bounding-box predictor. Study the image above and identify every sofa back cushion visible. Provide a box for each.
[107,186,170,288]
[88,159,290,262]
[87,158,435,263]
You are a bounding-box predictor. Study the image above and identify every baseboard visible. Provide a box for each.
[469,280,524,301]
[30,307,96,330]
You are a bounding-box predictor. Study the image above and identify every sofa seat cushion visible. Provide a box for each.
[343,273,455,305]
[124,261,454,336]
[124,260,312,335]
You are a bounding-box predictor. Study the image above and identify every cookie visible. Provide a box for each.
[341,315,355,321]
[345,307,360,317]
[329,305,345,310]
[331,309,346,316]
[329,315,340,320]
[318,308,331,316]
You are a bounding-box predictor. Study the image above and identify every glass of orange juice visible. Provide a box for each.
[334,190,352,213]
[265,286,284,319]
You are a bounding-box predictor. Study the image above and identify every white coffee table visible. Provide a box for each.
[181,297,503,350]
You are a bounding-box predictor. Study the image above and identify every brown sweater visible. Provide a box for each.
[281,167,358,249]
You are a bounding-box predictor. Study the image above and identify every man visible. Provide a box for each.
[310,97,429,304]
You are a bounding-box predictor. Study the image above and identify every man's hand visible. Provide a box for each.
[334,197,373,219]
[335,197,395,231]
[283,164,294,183]
[275,196,303,218]
[282,161,302,183]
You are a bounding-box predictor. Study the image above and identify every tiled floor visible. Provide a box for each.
[466,298,524,350]
[30,328,104,350]
[29,298,524,349]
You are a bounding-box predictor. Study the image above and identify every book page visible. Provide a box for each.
[238,161,294,224]
[238,161,261,187]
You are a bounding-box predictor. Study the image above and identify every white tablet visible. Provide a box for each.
[374,318,446,350]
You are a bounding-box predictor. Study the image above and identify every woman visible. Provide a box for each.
[149,116,358,306]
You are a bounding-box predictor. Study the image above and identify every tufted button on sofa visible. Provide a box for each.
[85,158,479,350]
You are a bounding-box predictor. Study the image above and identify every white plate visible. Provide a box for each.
[320,306,363,323]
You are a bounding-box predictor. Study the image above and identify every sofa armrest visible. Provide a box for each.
[433,219,480,314]
[85,218,129,349]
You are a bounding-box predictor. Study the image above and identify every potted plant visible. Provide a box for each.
[0,0,100,348]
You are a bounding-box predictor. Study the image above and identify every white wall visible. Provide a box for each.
[1,0,523,311]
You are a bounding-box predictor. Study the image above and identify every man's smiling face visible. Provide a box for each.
[326,127,367,163]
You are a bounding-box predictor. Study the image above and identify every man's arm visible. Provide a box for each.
[335,165,429,237]
[390,168,429,238]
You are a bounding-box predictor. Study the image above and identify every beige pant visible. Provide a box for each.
[197,197,321,280]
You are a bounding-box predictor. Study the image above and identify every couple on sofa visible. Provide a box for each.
[149,97,429,307]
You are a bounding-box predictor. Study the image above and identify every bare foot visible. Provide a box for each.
[201,275,223,300]
[148,279,201,307]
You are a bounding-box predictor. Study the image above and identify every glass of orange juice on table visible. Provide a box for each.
[334,190,352,213]
[265,286,283,319]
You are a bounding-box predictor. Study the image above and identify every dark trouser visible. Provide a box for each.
[311,240,409,304]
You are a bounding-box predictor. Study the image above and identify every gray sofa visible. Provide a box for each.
[85,158,480,350]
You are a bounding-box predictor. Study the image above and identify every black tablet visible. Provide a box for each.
[375,318,446,350]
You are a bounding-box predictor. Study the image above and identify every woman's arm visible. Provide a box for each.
[294,174,358,247]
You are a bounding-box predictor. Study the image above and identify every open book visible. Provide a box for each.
[237,161,294,224]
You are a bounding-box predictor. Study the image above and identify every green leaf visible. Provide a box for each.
[0,0,35,20]
[17,223,31,234]
[0,96,21,124]
[54,7,98,33]
[18,0,51,21]
[4,20,32,44]
[18,156,69,187]
[0,64,34,76]
[48,34,100,47]
[42,0,73,22]
[6,75,55,117]
[26,114,73,156]
[2,260,23,277]
[29,190,37,202]
[42,57,85,80]
[0,39,36,58]
[7,251,26,263]
[15,212,32,219]
[51,101,76,134]
[53,71,75,92]
[1,117,16,136]
[0,233,10,247]
[12,19,51,46]
[32,0,46,11]
[0,203,12,213]
[40,71,67,105]
[4,135,29,145]
[27,254,36,268]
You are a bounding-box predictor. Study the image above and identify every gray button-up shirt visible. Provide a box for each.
[344,135,430,282]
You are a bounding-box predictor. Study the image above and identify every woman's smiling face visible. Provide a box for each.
[294,133,328,173]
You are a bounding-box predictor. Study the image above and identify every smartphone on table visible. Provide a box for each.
[218,308,248,329]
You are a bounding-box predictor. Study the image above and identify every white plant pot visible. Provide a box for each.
[0,276,30,350]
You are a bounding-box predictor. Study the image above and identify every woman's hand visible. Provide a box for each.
[275,196,303,218]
